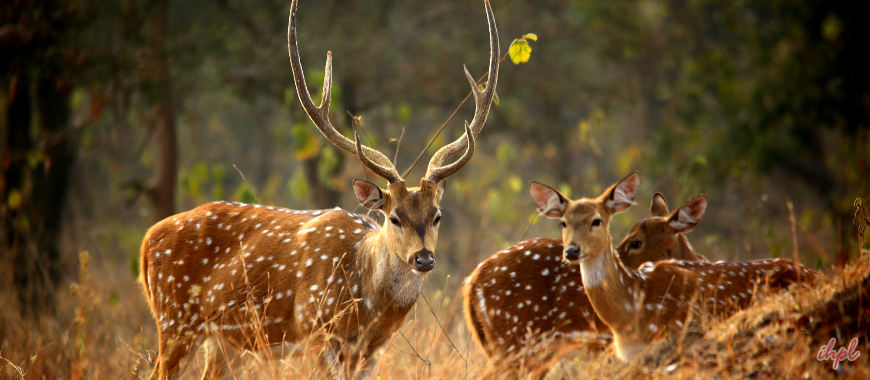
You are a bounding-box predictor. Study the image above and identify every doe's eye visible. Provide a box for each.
[629,240,642,249]
[559,221,567,228]
[591,219,602,227]
[390,216,400,226]
[433,215,441,226]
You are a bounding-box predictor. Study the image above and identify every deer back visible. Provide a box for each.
[140,202,417,353]
[625,257,820,346]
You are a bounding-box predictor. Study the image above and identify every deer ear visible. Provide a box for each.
[604,171,639,214]
[435,180,446,203]
[651,192,669,217]
[353,179,388,211]
[668,194,707,233]
[529,181,568,218]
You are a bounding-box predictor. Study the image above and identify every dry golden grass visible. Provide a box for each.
[2,251,868,379]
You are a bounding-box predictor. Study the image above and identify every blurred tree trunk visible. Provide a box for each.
[1,0,78,316]
[138,0,177,223]
[302,151,344,208]
[2,67,74,316]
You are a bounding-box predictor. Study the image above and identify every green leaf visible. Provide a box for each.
[508,39,532,65]
[493,90,500,106]
[522,33,538,41]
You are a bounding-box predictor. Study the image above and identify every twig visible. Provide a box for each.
[464,332,472,380]
[401,52,510,178]
[419,292,465,360]
[853,198,869,253]
[0,356,26,379]
[518,212,540,242]
[786,201,802,286]
[398,330,431,367]
[41,117,91,151]
[132,122,157,160]
[425,274,452,360]
[797,223,833,268]
[347,110,376,148]
[392,127,405,165]
[233,164,261,204]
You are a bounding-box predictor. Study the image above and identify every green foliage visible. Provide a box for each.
[212,164,226,200]
[291,123,322,159]
[235,183,258,204]
[317,147,340,185]
[288,168,310,201]
[496,141,514,165]
[396,103,412,123]
[129,252,139,279]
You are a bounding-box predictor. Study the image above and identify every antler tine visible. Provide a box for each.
[426,121,475,184]
[288,0,397,177]
[424,0,499,183]
[354,131,403,184]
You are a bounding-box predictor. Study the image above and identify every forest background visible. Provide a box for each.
[1,0,868,378]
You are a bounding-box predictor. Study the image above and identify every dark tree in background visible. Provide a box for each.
[1,0,77,315]
[127,0,179,223]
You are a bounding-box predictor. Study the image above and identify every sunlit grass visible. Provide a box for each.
[2,251,868,379]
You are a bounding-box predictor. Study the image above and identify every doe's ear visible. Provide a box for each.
[529,181,568,218]
[604,171,639,214]
[650,192,669,217]
[353,179,388,211]
[667,194,707,233]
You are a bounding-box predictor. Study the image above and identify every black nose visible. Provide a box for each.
[564,246,580,261]
[414,250,435,272]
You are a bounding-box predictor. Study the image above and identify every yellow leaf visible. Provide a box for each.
[493,90,500,106]
[508,39,532,65]
[522,33,538,41]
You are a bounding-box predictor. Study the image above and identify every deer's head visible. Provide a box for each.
[615,193,708,266]
[529,172,639,264]
[288,0,500,274]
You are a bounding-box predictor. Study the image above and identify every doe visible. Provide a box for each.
[463,190,707,361]
[529,171,818,361]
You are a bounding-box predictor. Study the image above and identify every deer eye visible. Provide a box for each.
[390,216,400,226]
[629,240,642,249]
[591,219,602,227]
[433,215,441,226]
[559,221,567,228]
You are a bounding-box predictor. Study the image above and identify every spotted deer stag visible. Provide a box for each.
[464,189,708,362]
[530,171,819,361]
[139,1,499,378]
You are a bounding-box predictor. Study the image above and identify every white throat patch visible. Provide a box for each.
[391,270,424,308]
[580,250,607,288]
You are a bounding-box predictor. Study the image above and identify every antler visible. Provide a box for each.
[288,0,402,184]
[423,0,500,183]
[425,122,475,184]
[354,131,403,184]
